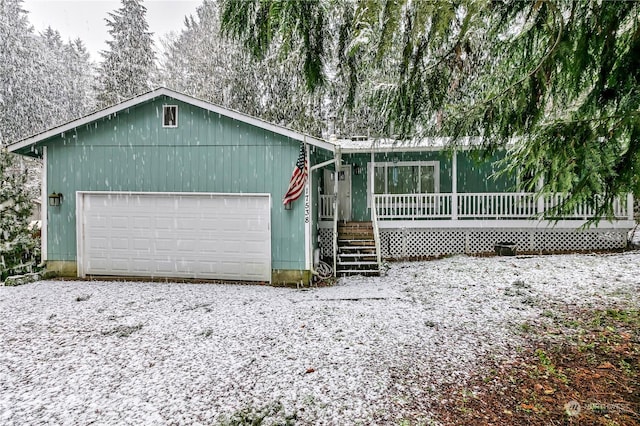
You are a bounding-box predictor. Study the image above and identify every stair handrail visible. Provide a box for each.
[371,195,382,272]
[332,193,338,277]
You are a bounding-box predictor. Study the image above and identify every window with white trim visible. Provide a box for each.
[162,105,178,128]
[367,161,440,207]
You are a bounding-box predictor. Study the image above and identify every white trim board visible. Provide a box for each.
[41,146,48,261]
[318,219,635,230]
[304,143,312,270]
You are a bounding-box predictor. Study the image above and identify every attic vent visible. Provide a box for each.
[163,105,178,128]
[350,135,368,141]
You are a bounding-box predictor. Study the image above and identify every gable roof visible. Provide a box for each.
[8,87,335,155]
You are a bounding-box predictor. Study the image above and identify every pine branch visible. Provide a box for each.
[461,1,565,119]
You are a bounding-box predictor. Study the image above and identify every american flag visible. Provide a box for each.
[283,144,308,205]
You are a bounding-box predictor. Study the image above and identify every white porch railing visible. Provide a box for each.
[542,193,629,219]
[318,192,633,221]
[319,195,334,220]
[458,192,537,218]
[375,193,453,219]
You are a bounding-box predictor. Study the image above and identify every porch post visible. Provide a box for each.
[370,151,375,220]
[332,148,341,277]
[536,177,545,216]
[334,155,340,217]
[628,193,634,221]
[304,142,311,271]
[451,150,458,220]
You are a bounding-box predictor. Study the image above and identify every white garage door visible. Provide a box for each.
[77,192,271,282]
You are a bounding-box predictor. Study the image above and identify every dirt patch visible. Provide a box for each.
[433,308,640,425]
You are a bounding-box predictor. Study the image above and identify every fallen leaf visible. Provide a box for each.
[543,387,556,395]
[521,403,536,411]
[597,362,615,369]
[305,368,316,374]
[503,409,513,415]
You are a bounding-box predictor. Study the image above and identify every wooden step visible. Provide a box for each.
[336,257,378,264]
[338,232,375,239]
[336,270,380,276]
[338,224,373,234]
[338,225,373,230]
[338,246,377,253]
[339,240,375,243]
[338,239,376,246]
[338,221,373,228]
[338,222,373,228]
[338,253,377,258]
[337,266,379,270]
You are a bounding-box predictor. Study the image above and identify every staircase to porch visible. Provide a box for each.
[336,222,380,276]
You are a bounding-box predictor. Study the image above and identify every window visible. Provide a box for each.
[163,105,178,128]
[367,161,439,207]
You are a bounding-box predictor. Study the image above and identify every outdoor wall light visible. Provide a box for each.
[48,192,63,206]
[353,164,362,175]
[284,202,292,210]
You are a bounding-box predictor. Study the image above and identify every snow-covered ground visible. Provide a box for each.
[1,252,639,425]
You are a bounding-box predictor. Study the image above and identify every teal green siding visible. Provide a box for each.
[456,150,515,193]
[44,96,307,270]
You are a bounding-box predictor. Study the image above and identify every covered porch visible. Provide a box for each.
[315,140,634,261]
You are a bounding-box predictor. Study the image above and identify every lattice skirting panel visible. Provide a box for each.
[319,228,333,258]
[379,228,629,259]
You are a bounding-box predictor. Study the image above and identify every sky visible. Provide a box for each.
[22,0,201,60]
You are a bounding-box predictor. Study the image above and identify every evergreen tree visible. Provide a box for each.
[0,2,95,146]
[162,0,382,137]
[62,39,96,119]
[95,0,156,107]
[160,0,327,135]
[0,148,39,281]
[450,1,640,217]
[40,28,95,123]
[0,2,95,279]
[0,0,47,145]
[220,0,640,218]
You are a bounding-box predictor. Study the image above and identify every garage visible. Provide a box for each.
[76,192,271,282]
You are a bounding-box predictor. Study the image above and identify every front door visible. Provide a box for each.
[323,166,352,221]
[337,166,352,221]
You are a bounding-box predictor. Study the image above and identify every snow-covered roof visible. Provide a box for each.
[8,87,336,155]
[334,136,484,153]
